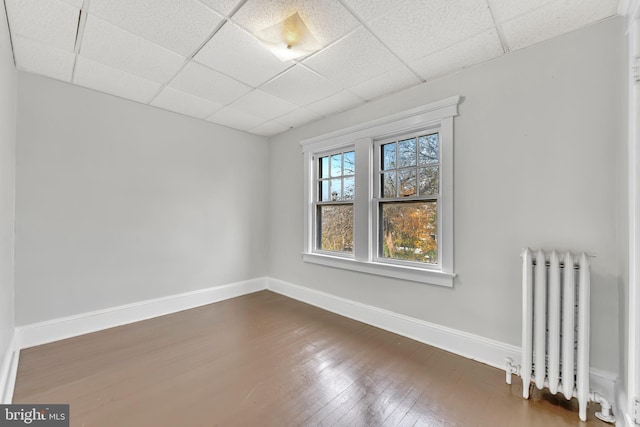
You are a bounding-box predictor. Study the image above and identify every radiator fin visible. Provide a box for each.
[548,250,561,394]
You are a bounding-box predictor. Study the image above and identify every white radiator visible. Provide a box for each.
[505,248,615,423]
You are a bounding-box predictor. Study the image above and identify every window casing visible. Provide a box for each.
[301,96,460,287]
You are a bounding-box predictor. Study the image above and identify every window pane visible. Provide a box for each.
[382,143,396,170]
[381,201,438,264]
[399,169,417,197]
[331,154,342,177]
[319,205,353,253]
[418,166,439,196]
[398,138,416,168]
[320,156,330,178]
[418,134,439,164]
[330,178,342,200]
[320,180,330,201]
[344,176,355,200]
[344,151,355,175]
[381,172,396,198]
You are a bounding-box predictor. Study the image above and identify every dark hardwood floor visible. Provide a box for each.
[13,290,610,426]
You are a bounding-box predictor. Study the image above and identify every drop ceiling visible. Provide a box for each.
[4,0,620,137]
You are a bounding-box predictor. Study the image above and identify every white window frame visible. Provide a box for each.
[301,96,460,287]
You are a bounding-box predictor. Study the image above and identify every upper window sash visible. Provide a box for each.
[314,148,356,203]
[373,129,441,200]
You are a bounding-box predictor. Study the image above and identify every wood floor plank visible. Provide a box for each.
[13,290,611,426]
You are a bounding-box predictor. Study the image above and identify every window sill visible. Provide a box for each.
[302,252,455,287]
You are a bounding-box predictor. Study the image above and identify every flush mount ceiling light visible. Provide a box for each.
[256,12,320,61]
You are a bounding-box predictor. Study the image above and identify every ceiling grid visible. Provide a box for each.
[4,0,620,136]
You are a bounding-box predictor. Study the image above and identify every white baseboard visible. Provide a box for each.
[590,367,619,412]
[0,333,19,404]
[267,277,520,370]
[17,277,267,349]
[266,277,618,406]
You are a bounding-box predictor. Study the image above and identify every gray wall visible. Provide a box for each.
[0,2,16,364]
[15,73,269,325]
[267,18,625,373]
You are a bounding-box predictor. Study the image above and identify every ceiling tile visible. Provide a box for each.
[81,16,186,84]
[349,66,421,101]
[304,27,404,89]
[261,65,341,106]
[501,0,618,51]
[196,0,243,16]
[194,23,293,87]
[273,108,320,128]
[170,62,252,105]
[232,0,360,49]
[74,56,161,103]
[367,0,495,62]
[486,0,550,23]
[248,121,289,137]
[306,91,364,116]
[229,90,298,120]
[206,107,266,131]
[89,0,223,57]
[152,88,223,119]
[12,35,75,82]
[340,0,407,23]
[5,0,79,52]
[411,30,504,81]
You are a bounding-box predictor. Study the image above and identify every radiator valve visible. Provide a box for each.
[590,391,616,424]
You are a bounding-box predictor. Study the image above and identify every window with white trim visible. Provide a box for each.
[375,132,440,266]
[316,148,355,254]
[301,96,460,287]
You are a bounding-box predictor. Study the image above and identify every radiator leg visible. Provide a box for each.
[590,391,616,424]
[522,381,532,399]
[505,358,519,385]
[579,402,587,423]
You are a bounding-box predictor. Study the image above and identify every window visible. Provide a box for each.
[375,132,440,266]
[316,149,355,254]
[301,96,460,287]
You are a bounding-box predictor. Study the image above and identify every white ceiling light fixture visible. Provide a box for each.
[256,12,320,61]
